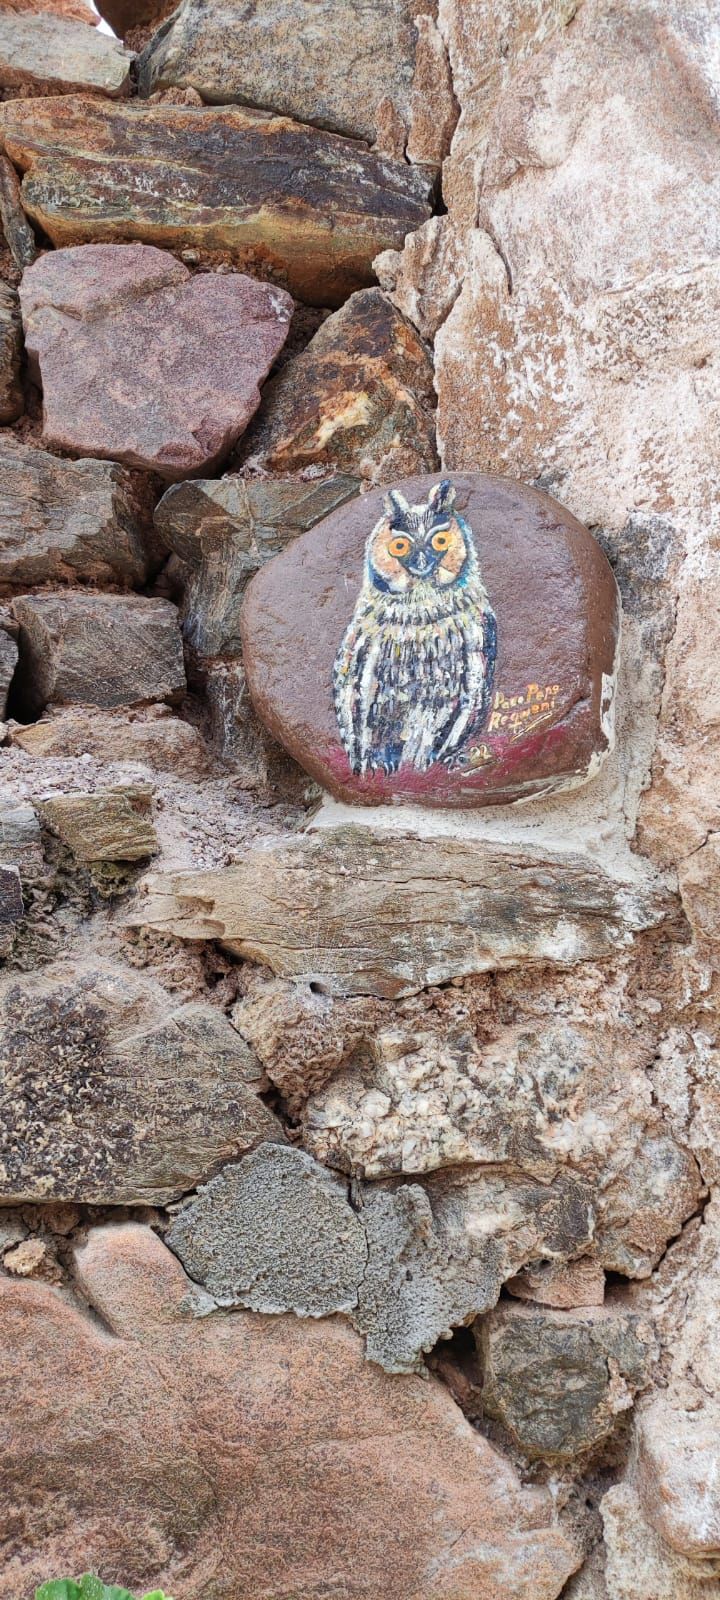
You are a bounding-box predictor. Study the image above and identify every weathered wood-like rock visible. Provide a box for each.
[0,961,284,1202]
[11,590,186,718]
[241,473,620,807]
[20,244,293,478]
[0,282,22,423]
[131,825,675,998]
[10,704,209,777]
[38,788,158,863]
[238,291,438,482]
[155,472,359,659]
[138,0,456,164]
[0,98,432,308]
[0,437,154,590]
[477,1303,654,1462]
[0,1222,580,1599]
[0,12,133,98]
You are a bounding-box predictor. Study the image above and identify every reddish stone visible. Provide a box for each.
[241,472,620,809]
[20,243,293,479]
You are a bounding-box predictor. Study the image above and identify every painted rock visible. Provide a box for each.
[241,473,621,809]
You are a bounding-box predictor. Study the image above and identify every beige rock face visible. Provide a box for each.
[0,1222,580,1600]
[37,787,158,863]
[0,11,133,97]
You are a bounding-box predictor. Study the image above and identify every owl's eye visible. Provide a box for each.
[431,528,452,552]
[388,534,412,558]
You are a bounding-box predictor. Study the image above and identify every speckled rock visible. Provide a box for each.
[636,1397,720,1563]
[0,283,22,424]
[0,865,23,958]
[7,0,98,20]
[0,11,133,97]
[155,472,359,661]
[0,437,154,590]
[478,1303,654,1462]
[0,1222,580,1600]
[505,1258,606,1309]
[0,961,284,1202]
[20,244,293,478]
[0,98,432,306]
[238,292,438,483]
[11,590,186,718]
[138,0,456,164]
[37,788,158,863]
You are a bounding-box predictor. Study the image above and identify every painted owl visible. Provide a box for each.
[333,479,497,776]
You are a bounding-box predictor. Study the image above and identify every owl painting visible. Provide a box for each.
[333,479,497,777]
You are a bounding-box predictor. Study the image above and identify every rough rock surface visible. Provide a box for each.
[238,291,438,482]
[20,244,293,478]
[10,703,210,776]
[0,437,154,590]
[155,472,359,661]
[0,98,433,306]
[137,0,456,163]
[132,826,674,997]
[7,0,98,20]
[0,864,23,957]
[94,0,178,35]
[0,962,282,1202]
[0,11,133,98]
[0,606,18,717]
[37,787,158,863]
[0,283,22,424]
[0,152,36,270]
[11,590,186,718]
[0,1223,580,1600]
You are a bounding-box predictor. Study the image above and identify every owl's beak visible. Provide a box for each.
[406,548,434,577]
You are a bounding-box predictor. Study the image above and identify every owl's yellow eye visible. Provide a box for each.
[431,528,452,552]
[388,535,411,558]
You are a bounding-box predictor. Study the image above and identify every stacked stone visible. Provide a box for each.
[0,4,719,1600]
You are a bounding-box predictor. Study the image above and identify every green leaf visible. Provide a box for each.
[35,1585,82,1600]
[35,1580,173,1600]
[77,1581,135,1600]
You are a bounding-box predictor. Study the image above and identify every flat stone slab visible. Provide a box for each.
[241,473,621,808]
[37,787,158,863]
[20,244,293,478]
[0,960,283,1202]
[0,98,432,307]
[131,825,674,998]
[11,590,186,718]
[137,0,455,163]
[0,436,153,589]
[0,11,133,97]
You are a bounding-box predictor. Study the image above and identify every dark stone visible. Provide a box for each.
[240,472,621,808]
[0,605,18,715]
[0,98,433,307]
[11,590,186,718]
[0,153,36,270]
[0,864,22,956]
[0,282,22,423]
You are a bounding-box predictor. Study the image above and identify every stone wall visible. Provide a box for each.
[0,2,719,1598]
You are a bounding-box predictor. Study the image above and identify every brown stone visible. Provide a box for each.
[11,590,186,718]
[155,472,360,660]
[0,11,133,98]
[137,0,456,164]
[95,0,177,36]
[506,1258,606,1310]
[37,787,158,862]
[10,703,210,777]
[0,436,154,590]
[130,825,674,999]
[238,291,438,483]
[0,864,23,957]
[0,282,22,423]
[6,0,98,22]
[0,960,284,1202]
[20,244,293,478]
[240,472,620,807]
[0,97,432,307]
[0,153,36,270]
[0,1220,580,1598]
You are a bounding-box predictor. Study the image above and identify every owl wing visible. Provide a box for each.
[432,606,497,765]
[333,617,383,774]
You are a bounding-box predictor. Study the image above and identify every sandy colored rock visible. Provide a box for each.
[131,825,675,999]
[240,471,620,807]
[38,787,158,863]
[20,244,293,478]
[0,960,283,1202]
[11,590,186,718]
[6,0,98,21]
[636,1397,720,1562]
[478,1302,654,1462]
[155,472,359,660]
[0,11,133,98]
[238,291,438,483]
[375,214,468,341]
[138,0,455,163]
[10,704,210,777]
[0,282,22,424]
[0,97,432,307]
[0,1222,580,1599]
[231,978,354,1111]
[506,1258,606,1309]
[0,436,154,590]
[602,1482,713,1600]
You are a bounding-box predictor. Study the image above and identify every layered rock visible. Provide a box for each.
[0,98,432,306]
[0,283,22,423]
[238,291,438,481]
[11,590,186,718]
[20,244,293,478]
[0,961,283,1202]
[0,437,154,590]
[137,0,456,164]
[0,11,133,98]
[37,787,158,864]
[10,703,209,777]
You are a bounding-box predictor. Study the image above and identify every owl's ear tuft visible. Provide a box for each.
[428,479,456,514]
[384,488,411,527]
